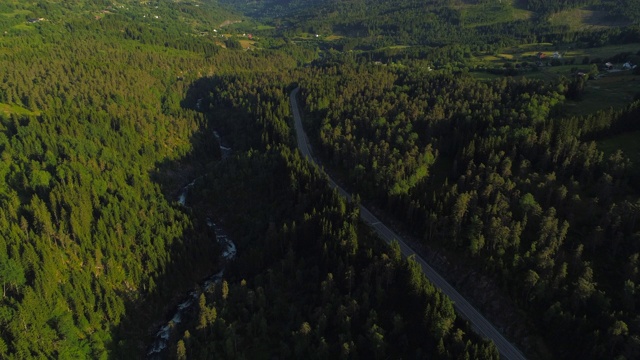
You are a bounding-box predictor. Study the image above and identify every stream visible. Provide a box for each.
[146,131,234,359]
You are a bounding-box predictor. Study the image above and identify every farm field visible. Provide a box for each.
[473,67,640,114]
[567,71,640,115]
[471,67,640,113]
[470,42,640,114]
[474,43,640,67]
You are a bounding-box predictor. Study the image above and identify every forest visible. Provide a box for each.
[1,0,640,359]
[0,0,303,358]
[166,73,497,359]
[298,56,640,358]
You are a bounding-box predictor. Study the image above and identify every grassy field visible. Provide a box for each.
[457,0,533,27]
[471,42,640,79]
[324,35,344,41]
[238,39,255,49]
[526,44,640,62]
[598,131,640,165]
[471,41,640,115]
[219,19,241,28]
[11,23,36,32]
[292,33,346,42]
[294,32,317,39]
[473,66,640,114]
[478,43,640,65]
[547,6,632,31]
[567,71,640,115]
[255,24,275,31]
[0,103,40,116]
[378,45,411,51]
[0,9,30,17]
[0,8,37,33]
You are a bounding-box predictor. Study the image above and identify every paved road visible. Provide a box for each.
[290,87,526,360]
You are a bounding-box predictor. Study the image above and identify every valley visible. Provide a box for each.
[0,1,639,359]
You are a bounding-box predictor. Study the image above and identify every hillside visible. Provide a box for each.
[0,1,497,359]
[220,0,639,49]
[0,0,267,358]
[2,0,640,359]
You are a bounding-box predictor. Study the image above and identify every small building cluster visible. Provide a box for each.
[536,51,562,60]
[604,61,636,71]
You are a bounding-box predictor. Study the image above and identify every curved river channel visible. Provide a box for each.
[147,131,234,359]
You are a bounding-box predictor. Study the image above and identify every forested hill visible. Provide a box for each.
[231,0,640,20]
[0,0,285,358]
[155,71,499,360]
[0,1,499,359]
[297,53,640,359]
[222,0,639,48]
[2,0,640,359]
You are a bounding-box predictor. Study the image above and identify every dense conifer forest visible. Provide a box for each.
[298,59,640,358]
[1,0,640,359]
[160,72,496,359]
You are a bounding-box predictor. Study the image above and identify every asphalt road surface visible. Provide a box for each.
[290,87,526,360]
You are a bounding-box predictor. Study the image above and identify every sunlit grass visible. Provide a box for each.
[239,39,255,49]
[547,6,632,31]
[0,103,40,116]
[0,9,30,17]
[385,45,410,50]
[324,35,343,41]
[12,23,35,31]
[255,24,275,30]
[481,43,640,65]
[458,0,533,27]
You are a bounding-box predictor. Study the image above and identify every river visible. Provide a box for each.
[146,131,234,359]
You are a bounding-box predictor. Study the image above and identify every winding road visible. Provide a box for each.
[290,87,526,360]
